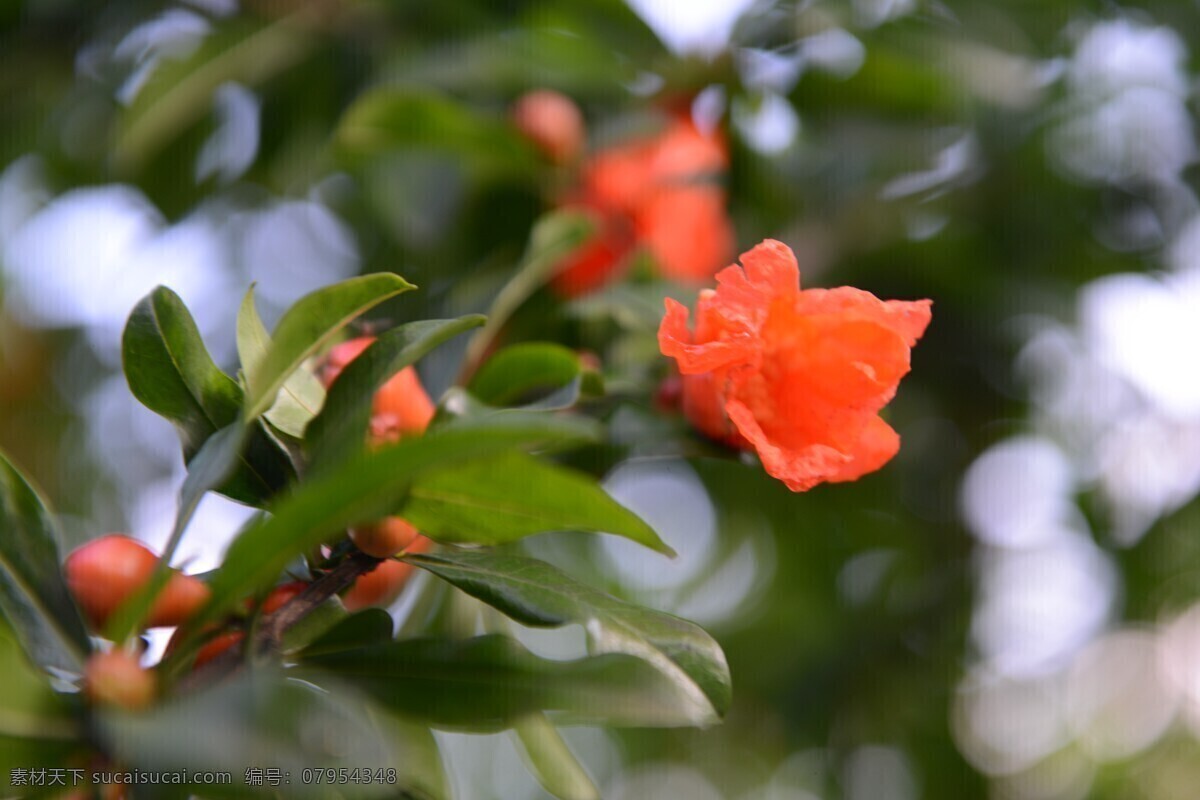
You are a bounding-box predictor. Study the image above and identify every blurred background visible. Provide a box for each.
[4,0,1200,798]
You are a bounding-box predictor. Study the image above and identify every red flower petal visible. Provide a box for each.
[637,186,734,283]
[658,297,757,375]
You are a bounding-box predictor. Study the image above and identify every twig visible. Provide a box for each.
[174,551,382,693]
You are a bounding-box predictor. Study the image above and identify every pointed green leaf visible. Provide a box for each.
[299,634,718,730]
[408,550,728,720]
[301,608,396,657]
[468,342,582,407]
[192,414,600,631]
[122,286,241,455]
[123,287,293,507]
[237,287,326,438]
[403,451,674,555]
[244,273,415,419]
[0,452,90,672]
[305,315,485,472]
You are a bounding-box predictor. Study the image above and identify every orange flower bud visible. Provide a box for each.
[320,337,435,444]
[659,240,932,491]
[83,651,156,710]
[368,366,435,443]
[145,572,211,628]
[64,535,209,630]
[343,535,430,612]
[349,516,422,559]
[511,89,585,164]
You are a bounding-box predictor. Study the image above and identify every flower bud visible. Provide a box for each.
[511,89,585,164]
[64,535,209,630]
[83,651,156,710]
[320,337,435,444]
[343,536,430,612]
[349,517,421,559]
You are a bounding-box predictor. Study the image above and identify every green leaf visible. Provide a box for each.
[462,211,595,375]
[243,273,415,420]
[122,286,241,456]
[408,550,728,720]
[468,342,581,407]
[301,608,396,657]
[336,88,540,180]
[403,451,674,555]
[123,287,292,507]
[237,286,326,439]
[305,315,485,472]
[513,713,600,800]
[0,451,90,673]
[95,669,421,799]
[193,414,600,630]
[299,634,719,730]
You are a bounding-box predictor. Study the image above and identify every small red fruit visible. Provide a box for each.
[193,630,245,669]
[349,517,422,559]
[64,535,210,630]
[342,536,430,612]
[320,337,436,444]
[511,89,586,164]
[83,651,156,710]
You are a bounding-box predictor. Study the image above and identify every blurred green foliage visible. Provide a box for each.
[4,0,1200,798]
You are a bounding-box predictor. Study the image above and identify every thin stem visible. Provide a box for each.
[174,551,381,693]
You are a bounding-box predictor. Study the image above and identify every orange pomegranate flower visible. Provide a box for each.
[658,240,932,492]
[551,113,734,296]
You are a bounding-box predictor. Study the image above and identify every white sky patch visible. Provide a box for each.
[624,0,757,57]
[734,91,799,155]
[196,82,261,185]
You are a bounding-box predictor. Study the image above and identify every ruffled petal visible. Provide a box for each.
[658,297,756,375]
[823,415,901,484]
[725,397,852,492]
[798,288,932,348]
[707,240,801,331]
[761,309,912,412]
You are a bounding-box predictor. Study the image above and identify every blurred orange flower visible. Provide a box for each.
[552,114,734,296]
[658,239,932,492]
